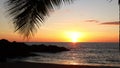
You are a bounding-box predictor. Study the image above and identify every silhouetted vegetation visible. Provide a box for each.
[0,39,69,62]
[7,0,73,38]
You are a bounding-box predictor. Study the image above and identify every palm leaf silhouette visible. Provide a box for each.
[7,0,72,38]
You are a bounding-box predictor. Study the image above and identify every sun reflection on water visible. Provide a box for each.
[69,42,80,48]
[68,61,79,65]
[59,47,86,65]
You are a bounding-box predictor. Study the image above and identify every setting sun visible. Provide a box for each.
[65,32,83,42]
[70,32,79,42]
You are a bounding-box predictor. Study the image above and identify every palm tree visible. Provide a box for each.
[7,0,73,38]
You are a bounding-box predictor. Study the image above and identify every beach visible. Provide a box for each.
[0,62,119,68]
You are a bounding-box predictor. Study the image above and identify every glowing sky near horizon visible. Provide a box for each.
[0,0,119,42]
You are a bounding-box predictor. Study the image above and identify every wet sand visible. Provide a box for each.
[0,62,119,68]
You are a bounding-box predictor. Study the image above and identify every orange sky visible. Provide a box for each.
[0,0,119,42]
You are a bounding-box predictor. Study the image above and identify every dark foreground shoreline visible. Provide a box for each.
[0,62,119,68]
[0,39,69,62]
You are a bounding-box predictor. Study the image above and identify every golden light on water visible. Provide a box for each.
[64,61,79,65]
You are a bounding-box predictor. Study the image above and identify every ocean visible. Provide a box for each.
[19,42,120,67]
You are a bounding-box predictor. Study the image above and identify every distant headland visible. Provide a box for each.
[0,39,69,62]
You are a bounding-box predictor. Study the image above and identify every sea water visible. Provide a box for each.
[21,42,120,67]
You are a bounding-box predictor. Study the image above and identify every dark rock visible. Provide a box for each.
[0,39,69,62]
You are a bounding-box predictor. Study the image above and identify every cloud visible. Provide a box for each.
[84,20,119,26]
[85,20,99,23]
[101,21,120,25]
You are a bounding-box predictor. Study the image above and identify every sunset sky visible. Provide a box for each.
[0,0,119,42]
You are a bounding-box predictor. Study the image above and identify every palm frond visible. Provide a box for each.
[7,0,73,38]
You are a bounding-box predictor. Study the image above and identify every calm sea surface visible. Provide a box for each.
[19,42,120,67]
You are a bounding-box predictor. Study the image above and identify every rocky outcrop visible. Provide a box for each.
[0,39,69,62]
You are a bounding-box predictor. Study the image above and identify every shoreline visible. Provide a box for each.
[0,62,119,68]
